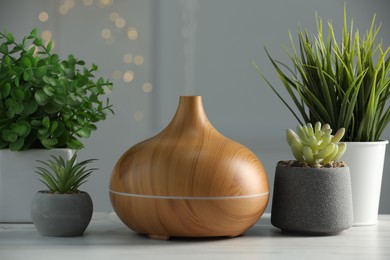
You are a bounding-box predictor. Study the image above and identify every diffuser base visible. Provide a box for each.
[148,234,170,240]
[110,192,269,238]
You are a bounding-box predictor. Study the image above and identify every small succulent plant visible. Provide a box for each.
[35,153,98,194]
[286,122,346,165]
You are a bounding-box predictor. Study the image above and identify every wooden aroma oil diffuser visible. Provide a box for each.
[110,96,269,239]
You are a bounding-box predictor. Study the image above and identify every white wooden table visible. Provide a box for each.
[1,213,389,260]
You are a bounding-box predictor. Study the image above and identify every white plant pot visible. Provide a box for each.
[343,141,388,226]
[0,149,74,223]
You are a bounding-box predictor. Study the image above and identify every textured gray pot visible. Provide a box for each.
[271,164,353,234]
[31,191,93,237]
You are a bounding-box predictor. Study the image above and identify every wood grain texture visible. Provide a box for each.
[110,96,269,238]
[109,195,269,238]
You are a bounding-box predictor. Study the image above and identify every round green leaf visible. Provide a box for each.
[41,137,58,148]
[6,107,15,118]
[34,66,47,78]
[50,54,59,64]
[43,85,54,96]
[43,101,62,114]
[11,124,27,136]
[55,133,68,147]
[33,38,43,46]
[2,130,18,142]
[4,55,11,66]
[4,98,15,107]
[14,77,19,86]
[12,88,25,100]
[68,55,76,65]
[68,137,83,149]
[38,128,49,138]
[31,119,41,127]
[9,138,24,151]
[53,122,65,136]
[49,77,57,86]
[0,43,8,54]
[89,124,97,131]
[42,116,50,129]
[6,32,14,43]
[50,120,58,133]
[30,28,38,36]
[23,101,38,115]
[23,70,30,81]
[42,76,57,86]
[42,75,51,84]
[34,90,49,106]
[77,126,91,138]
[13,102,24,114]
[21,121,31,137]
[68,97,81,109]
[21,56,32,68]
[46,40,53,52]
[1,83,11,98]
[53,95,67,106]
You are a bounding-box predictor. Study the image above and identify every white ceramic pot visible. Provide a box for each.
[343,141,388,226]
[0,149,74,222]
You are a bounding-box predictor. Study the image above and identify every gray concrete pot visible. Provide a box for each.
[31,191,93,237]
[271,164,353,234]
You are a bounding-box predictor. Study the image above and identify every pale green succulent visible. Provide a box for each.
[286,122,347,165]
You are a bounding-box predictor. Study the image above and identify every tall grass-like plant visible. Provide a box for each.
[255,8,390,141]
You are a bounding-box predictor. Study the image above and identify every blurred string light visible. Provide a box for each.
[38,11,49,22]
[127,27,138,40]
[41,30,55,49]
[112,70,122,81]
[133,111,144,121]
[38,12,55,50]
[122,53,133,64]
[101,28,111,39]
[99,0,113,7]
[41,30,52,41]
[59,0,75,15]
[109,12,119,21]
[134,55,144,65]
[142,83,153,93]
[83,0,94,6]
[123,71,134,83]
[37,0,153,122]
[115,18,126,28]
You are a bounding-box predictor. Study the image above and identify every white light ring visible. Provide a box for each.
[109,190,269,200]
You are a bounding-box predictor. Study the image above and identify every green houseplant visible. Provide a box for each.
[31,153,97,236]
[0,28,113,222]
[255,10,389,142]
[0,28,113,150]
[271,122,353,234]
[256,9,388,225]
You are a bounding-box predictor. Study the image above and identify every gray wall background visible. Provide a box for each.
[1,0,389,214]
